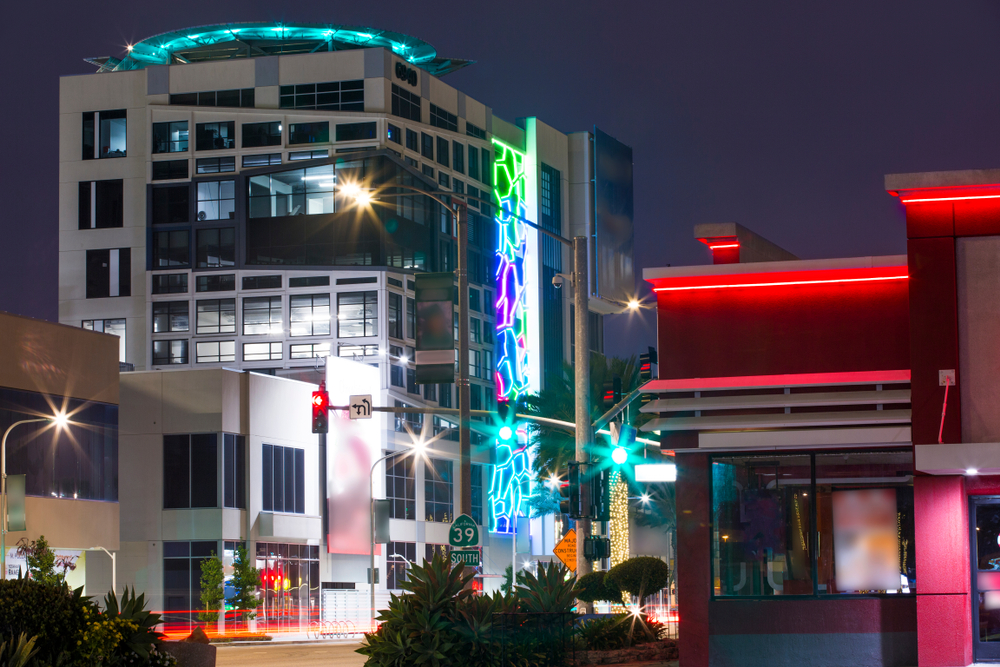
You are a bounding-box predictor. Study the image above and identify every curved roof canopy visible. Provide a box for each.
[86,22,472,77]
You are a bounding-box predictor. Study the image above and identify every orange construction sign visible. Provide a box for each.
[553,529,577,572]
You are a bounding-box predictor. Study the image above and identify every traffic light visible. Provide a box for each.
[602,376,622,410]
[591,467,610,521]
[584,536,611,560]
[311,384,329,434]
[639,346,657,382]
[567,461,583,518]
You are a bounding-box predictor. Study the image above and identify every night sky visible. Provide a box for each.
[5,1,1000,359]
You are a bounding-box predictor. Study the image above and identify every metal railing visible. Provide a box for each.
[492,612,575,667]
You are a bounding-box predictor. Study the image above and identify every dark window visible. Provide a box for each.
[468,146,480,181]
[195,121,235,151]
[196,228,235,268]
[471,463,483,525]
[388,292,402,339]
[289,276,330,288]
[288,122,329,145]
[78,180,123,229]
[242,122,282,148]
[336,276,377,285]
[243,296,282,335]
[391,84,421,122]
[153,340,188,365]
[261,444,305,514]
[280,80,364,111]
[482,149,492,187]
[469,288,481,312]
[424,458,453,523]
[151,186,190,225]
[406,365,417,394]
[82,109,126,160]
[163,434,217,508]
[422,164,434,179]
[152,301,189,333]
[152,121,189,154]
[242,275,282,290]
[242,153,281,168]
[429,104,458,133]
[290,342,331,359]
[243,342,282,362]
[196,274,235,292]
[438,383,452,408]
[466,122,486,140]
[86,248,131,298]
[436,137,450,167]
[452,142,465,174]
[438,172,450,189]
[288,149,328,161]
[406,128,419,152]
[406,297,415,339]
[196,299,236,334]
[152,273,188,294]
[421,133,434,159]
[470,384,482,411]
[390,364,404,388]
[338,291,378,337]
[152,230,190,268]
[196,341,235,363]
[152,160,189,181]
[337,122,376,142]
[388,277,403,288]
[196,156,236,174]
[387,541,416,589]
[386,456,415,520]
[388,123,401,144]
[170,89,254,108]
[289,294,331,337]
[162,540,218,626]
[223,434,246,509]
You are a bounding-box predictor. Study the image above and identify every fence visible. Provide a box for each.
[492,612,575,667]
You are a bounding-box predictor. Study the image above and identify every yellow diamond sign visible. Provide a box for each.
[553,529,577,572]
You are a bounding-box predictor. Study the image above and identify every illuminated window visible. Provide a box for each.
[152,301,189,333]
[197,180,235,221]
[424,459,453,523]
[338,343,379,358]
[82,318,126,362]
[152,121,189,154]
[243,342,282,362]
[289,294,331,337]
[243,297,282,336]
[82,109,126,159]
[196,156,235,174]
[386,456,415,520]
[196,299,235,334]
[290,342,331,359]
[337,291,378,337]
[153,340,188,365]
[196,341,235,364]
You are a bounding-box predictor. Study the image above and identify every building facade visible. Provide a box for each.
[0,312,120,595]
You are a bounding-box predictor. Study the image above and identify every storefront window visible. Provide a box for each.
[712,450,914,597]
[255,543,321,632]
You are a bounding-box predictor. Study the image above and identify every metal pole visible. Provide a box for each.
[572,237,593,595]
[369,450,406,625]
[455,201,471,521]
[1,419,50,581]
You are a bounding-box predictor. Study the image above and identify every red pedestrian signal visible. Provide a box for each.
[312,385,329,434]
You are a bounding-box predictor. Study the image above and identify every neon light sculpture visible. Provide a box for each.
[489,138,531,533]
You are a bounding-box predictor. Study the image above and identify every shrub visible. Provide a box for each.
[103,586,169,661]
[0,633,38,667]
[574,571,622,604]
[579,613,666,651]
[0,577,92,665]
[15,535,75,586]
[607,557,670,605]
[230,545,261,628]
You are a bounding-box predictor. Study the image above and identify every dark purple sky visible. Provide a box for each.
[5,1,1000,359]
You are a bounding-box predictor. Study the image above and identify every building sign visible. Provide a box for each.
[395,62,418,87]
[832,489,900,591]
[553,529,577,572]
[592,127,635,303]
[414,272,456,384]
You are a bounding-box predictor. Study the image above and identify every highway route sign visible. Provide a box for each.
[553,529,577,572]
[449,514,480,547]
[349,395,373,419]
[451,550,481,567]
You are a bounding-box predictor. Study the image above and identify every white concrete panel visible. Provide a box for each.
[169,60,255,94]
[161,508,224,540]
[59,71,147,113]
[278,51,365,85]
[915,442,1000,475]
[428,78,458,114]
[161,369,226,433]
[255,86,279,109]
[464,98,487,129]
[119,433,164,542]
[6,497,119,551]
[697,426,912,451]
[364,78,387,114]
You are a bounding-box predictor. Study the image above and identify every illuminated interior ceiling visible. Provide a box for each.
[85,22,473,77]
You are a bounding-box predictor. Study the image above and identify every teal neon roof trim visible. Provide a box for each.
[85,22,472,76]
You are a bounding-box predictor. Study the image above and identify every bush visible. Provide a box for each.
[578,613,666,651]
[574,571,622,604]
[607,557,670,605]
[0,577,92,665]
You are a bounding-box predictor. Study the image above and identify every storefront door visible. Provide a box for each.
[970,497,1000,660]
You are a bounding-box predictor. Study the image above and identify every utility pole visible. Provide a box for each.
[572,237,593,587]
[455,200,472,519]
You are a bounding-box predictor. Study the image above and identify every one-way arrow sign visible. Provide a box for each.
[349,395,373,419]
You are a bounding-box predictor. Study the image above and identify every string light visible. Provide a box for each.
[610,471,629,568]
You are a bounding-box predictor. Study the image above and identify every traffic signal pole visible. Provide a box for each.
[455,201,472,523]
[572,237,593,594]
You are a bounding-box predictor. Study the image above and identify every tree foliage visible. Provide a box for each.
[198,552,225,623]
[15,535,75,586]
[607,557,670,605]
[230,545,261,627]
[574,570,622,604]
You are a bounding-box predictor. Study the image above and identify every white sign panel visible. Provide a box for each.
[349,395,373,419]
[635,463,677,482]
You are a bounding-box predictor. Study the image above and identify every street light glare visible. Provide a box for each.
[52,412,69,429]
[628,299,640,310]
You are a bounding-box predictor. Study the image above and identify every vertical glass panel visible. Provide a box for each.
[190,434,218,508]
[262,444,273,512]
[712,454,812,596]
[163,435,190,508]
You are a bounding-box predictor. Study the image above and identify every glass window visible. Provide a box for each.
[388,123,401,144]
[338,343,379,358]
[152,230,190,268]
[242,121,282,148]
[170,88,254,108]
[387,541,416,589]
[151,186,190,225]
[248,164,336,219]
[87,247,130,298]
[163,434,217,508]
[429,104,458,133]
[290,276,330,288]
[386,456,415,520]
[195,121,235,151]
[152,121,189,154]
[153,339,188,365]
[196,341,235,363]
[196,156,236,174]
[468,146,480,181]
[152,273,188,295]
[82,109,127,159]
[471,318,481,344]
[388,292,402,339]
[196,274,235,292]
[438,172,450,188]
[242,153,281,168]
[452,142,465,174]
[469,349,482,378]
[244,342,282,362]
[281,80,363,111]
[197,181,235,221]
[152,301,189,333]
[421,133,434,159]
[470,384,482,411]
[391,84,421,122]
[243,296,282,336]
[336,122,376,142]
[289,294,331,337]
[242,275,282,290]
[482,148,492,187]
[261,444,305,513]
[424,458,453,523]
[406,128,419,152]
[223,434,246,509]
[288,122,330,145]
[471,463,483,525]
[406,297,415,340]
[152,160,189,181]
[422,164,434,179]
[78,180,123,229]
[466,122,486,140]
[290,342,331,359]
[469,288,481,312]
[196,299,236,334]
[288,149,328,161]
[438,384,452,409]
[196,228,235,268]
[81,318,126,362]
[436,137,450,168]
[337,291,378,338]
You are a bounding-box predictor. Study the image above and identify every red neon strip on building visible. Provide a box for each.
[901,194,1000,204]
[653,274,908,292]
[640,369,911,392]
[708,243,740,249]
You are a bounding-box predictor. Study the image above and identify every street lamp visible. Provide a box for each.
[2,413,71,580]
[89,546,116,596]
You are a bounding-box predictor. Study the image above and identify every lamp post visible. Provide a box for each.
[2,415,68,581]
[90,546,117,597]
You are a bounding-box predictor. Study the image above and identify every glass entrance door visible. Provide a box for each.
[971,498,1000,660]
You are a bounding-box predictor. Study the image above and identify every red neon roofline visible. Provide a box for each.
[652,273,908,292]
[641,370,911,392]
[901,194,1000,204]
[708,242,740,250]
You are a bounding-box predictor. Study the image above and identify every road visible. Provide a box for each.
[215,641,367,667]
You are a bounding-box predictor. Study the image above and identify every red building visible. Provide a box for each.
[642,170,1000,667]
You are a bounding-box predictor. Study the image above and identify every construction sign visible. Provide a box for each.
[553,529,577,572]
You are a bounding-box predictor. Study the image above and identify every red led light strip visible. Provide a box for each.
[901,194,1000,204]
[653,274,908,292]
[708,243,740,250]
